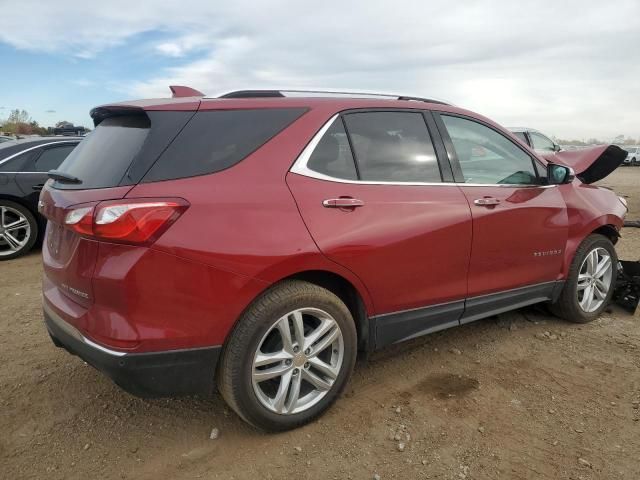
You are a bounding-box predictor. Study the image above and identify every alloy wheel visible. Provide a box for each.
[252,308,344,415]
[576,247,613,313]
[0,206,31,256]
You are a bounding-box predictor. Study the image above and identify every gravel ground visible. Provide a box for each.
[1,168,639,480]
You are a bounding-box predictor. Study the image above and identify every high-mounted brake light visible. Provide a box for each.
[64,199,188,245]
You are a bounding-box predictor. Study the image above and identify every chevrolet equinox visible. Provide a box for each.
[40,87,628,431]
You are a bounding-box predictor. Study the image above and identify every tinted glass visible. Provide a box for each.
[0,150,35,172]
[513,131,528,144]
[343,112,441,182]
[530,132,556,151]
[144,108,306,182]
[33,145,75,172]
[55,116,150,189]
[441,115,537,185]
[307,118,357,180]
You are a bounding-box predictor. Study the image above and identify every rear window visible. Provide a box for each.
[54,116,150,189]
[143,108,306,182]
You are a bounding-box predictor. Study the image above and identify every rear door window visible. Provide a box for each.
[55,115,150,189]
[530,132,556,151]
[307,118,358,180]
[342,111,441,183]
[33,145,76,172]
[144,108,306,182]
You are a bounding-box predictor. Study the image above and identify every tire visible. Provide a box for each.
[218,280,357,431]
[550,234,617,323]
[0,200,38,261]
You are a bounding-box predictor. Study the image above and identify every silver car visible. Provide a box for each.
[508,127,561,153]
[623,146,639,166]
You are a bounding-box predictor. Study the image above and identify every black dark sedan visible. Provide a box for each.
[0,137,81,259]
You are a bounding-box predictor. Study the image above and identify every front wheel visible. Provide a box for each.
[218,280,357,431]
[551,234,617,323]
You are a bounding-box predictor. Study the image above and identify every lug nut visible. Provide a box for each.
[304,348,311,355]
[304,362,310,369]
[293,346,299,353]
[293,368,299,375]
[285,359,292,366]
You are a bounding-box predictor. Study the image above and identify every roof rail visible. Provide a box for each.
[216,89,450,105]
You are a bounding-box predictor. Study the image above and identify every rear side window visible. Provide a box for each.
[512,131,528,144]
[144,108,306,182]
[33,145,76,172]
[342,112,441,183]
[55,116,150,189]
[307,118,357,180]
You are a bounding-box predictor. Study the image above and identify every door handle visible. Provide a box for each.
[474,197,500,206]
[32,184,44,191]
[322,198,365,208]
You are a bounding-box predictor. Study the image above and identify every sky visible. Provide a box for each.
[0,0,639,140]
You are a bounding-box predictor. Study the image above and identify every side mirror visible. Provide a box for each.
[553,144,562,152]
[547,163,575,184]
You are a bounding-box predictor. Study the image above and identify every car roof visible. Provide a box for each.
[507,127,544,134]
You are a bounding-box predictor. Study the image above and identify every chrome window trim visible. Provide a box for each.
[0,141,78,167]
[289,114,557,189]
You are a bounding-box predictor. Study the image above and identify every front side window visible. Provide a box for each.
[441,115,538,185]
[342,111,441,183]
[307,118,357,180]
[33,145,76,172]
[530,132,556,151]
[512,131,528,145]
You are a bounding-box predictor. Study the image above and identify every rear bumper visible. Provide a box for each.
[44,304,221,397]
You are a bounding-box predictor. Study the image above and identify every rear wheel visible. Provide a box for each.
[0,201,38,260]
[218,280,357,431]
[551,234,617,323]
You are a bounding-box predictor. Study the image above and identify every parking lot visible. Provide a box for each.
[1,167,638,480]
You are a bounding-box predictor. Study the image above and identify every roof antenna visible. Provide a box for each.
[169,85,205,98]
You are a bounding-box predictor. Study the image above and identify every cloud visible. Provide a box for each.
[0,0,639,138]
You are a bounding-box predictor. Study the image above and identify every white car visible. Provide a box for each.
[508,127,561,153]
[623,147,639,166]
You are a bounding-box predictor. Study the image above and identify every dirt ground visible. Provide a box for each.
[1,168,639,480]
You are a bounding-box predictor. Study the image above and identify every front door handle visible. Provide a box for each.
[32,184,45,191]
[322,198,365,208]
[474,197,500,206]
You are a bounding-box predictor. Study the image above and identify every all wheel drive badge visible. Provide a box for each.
[533,249,562,257]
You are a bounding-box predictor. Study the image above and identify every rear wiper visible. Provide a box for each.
[48,170,82,184]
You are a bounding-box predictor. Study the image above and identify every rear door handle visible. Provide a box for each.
[474,197,500,206]
[32,184,45,191]
[322,198,365,208]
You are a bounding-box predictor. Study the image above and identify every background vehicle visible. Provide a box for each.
[509,127,561,153]
[623,146,639,166]
[0,137,80,259]
[41,88,626,431]
[0,135,15,143]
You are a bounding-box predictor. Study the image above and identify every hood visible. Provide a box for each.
[541,144,627,184]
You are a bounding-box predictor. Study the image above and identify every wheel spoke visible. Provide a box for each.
[308,356,338,380]
[272,370,293,413]
[594,256,611,279]
[302,368,332,391]
[253,362,292,383]
[309,324,340,355]
[577,273,590,290]
[593,285,606,300]
[3,232,22,251]
[290,311,305,349]
[285,372,302,412]
[580,284,594,310]
[595,278,608,293]
[4,218,28,231]
[303,318,335,350]
[276,316,294,354]
[254,349,292,367]
[586,250,597,275]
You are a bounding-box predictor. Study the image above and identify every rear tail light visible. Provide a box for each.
[64,198,188,245]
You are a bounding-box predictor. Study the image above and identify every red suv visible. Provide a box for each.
[40,88,627,431]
